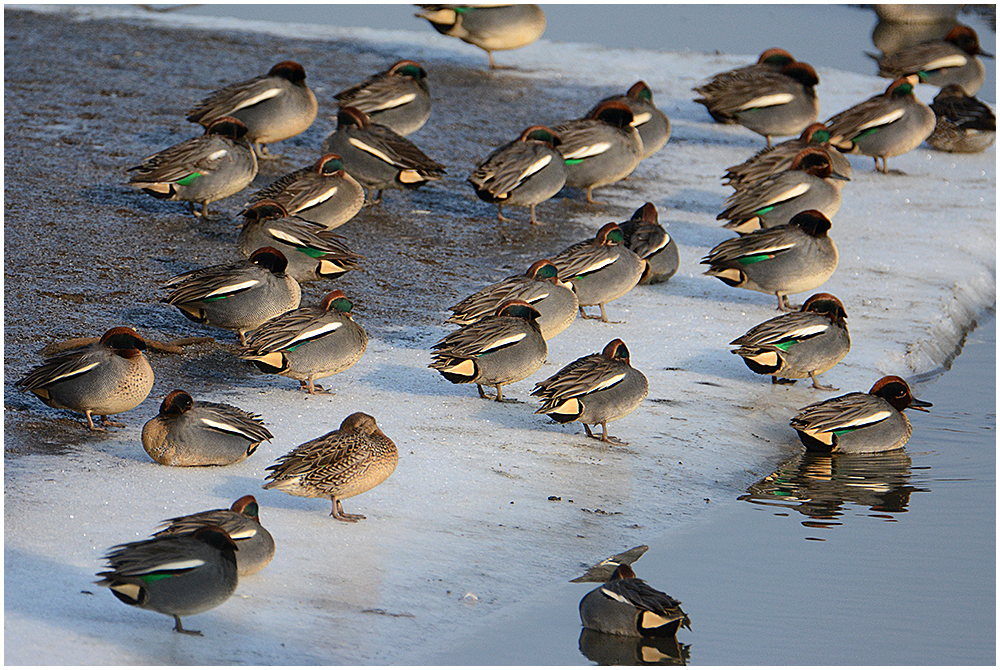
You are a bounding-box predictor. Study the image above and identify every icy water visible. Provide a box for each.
[3,4,995,666]
[425,317,997,665]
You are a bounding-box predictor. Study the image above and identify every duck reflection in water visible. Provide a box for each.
[739,450,928,526]
[579,628,690,666]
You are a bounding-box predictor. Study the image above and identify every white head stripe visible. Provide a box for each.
[738,93,794,110]
[205,279,261,298]
[562,142,612,160]
[231,87,282,113]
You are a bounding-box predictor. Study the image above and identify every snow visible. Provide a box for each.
[4,5,996,665]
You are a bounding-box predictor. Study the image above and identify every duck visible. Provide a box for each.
[618,202,679,285]
[468,125,567,225]
[127,117,257,219]
[154,495,275,577]
[693,48,798,124]
[430,299,547,402]
[263,412,398,522]
[95,526,239,636]
[587,81,672,159]
[553,101,644,204]
[790,375,932,453]
[244,154,364,229]
[447,259,578,340]
[141,390,273,467]
[161,247,301,345]
[927,84,997,153]
[240,290,368,394]
[16,326,153,431]
[730,292,850,390]
[186,60,318,158]
[872,25,992,95]
[236,202,363,283]
[702,209,839,311]
[334,59,431,136]
[723,122,853,192]
[825,75,935,173]
[415,4,546,69]
[717,146,850,234]
[551,222,645,323]
[321,106,446,204]
[579,564,691,638]
[696,61,820,147]
[532,338,648,446]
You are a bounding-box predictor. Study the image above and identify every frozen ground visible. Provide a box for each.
[4,5,996,665]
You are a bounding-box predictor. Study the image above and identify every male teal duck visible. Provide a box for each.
[141,390,273,467]
[588,81,672,159]
[723,122,853,191]
[696,61,821,147]
[730,292,850,390]
[321,106,446,204]
[263,412,398,522]
[415,4,546,69]
[694,48,797,124]
[928,84,996,153]
[240,290,368,394]
[468,125,567,225]
[718,146,850,234]
[245,154,364,229]
[187,60,318,158]
[96,526,238,636]
[430,299,547,402]
[447,259,578,340]
[128,117,257,219]
[618,202,679,285]
[579,564,691,638]
[702,210,839,311]
[334,59,431,136]
[17,327,154,431]
[154,495,275,577]
[551,222,645,323]
[554,101,644,204]
[873,25,991,95]
[237,202,363,283]
[532,338,648,446]
[162,247,301,345]
[790,375,931,453]
[825,75,935,173]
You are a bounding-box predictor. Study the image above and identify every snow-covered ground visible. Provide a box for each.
[4,6,996,665]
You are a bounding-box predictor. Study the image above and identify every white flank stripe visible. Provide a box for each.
[785,324,829,339]
[481,332,526,353]
[743,242,795,257]
[738,92,794,110]
[284,322,342,346]
[205,279,261,298]
[231,87,282,113]
[149,559,205,572]
[200,418,252,436]
[923,54,969,71]
[266,227,307,247]
[299,186,337,211]
[370,92,417,111]
[834,409,892,429]
[348,138,395,165]
[515,155,552,184]
[761,182,810,208]
[562,142,612,160]
[630,111,652,126]
[207,149,228,161]
[578,256,616,275]
[857,108,905,132]
[601,587,630,604]
[527,291,550,303]
[591,372,627,393]
[47,361,101,384]
[228,528,257,540]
